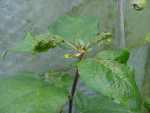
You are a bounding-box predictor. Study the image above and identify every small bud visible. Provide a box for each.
[107,38,112,42]
[64,54,75,59]
[131,0,146,11]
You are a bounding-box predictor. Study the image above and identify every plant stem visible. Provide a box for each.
[68,54,84,113]
[69,67,80,113]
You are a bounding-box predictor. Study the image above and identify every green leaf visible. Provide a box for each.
[78,59,140,112]
[48,16,99,44]
[0,72,72,113]
[11,33,64,53]
[12,33,36,52]
[96,49,130,64]
[144,98,150,112]
[75,91,139,113]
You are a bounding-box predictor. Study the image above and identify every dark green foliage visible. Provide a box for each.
[96,49,130,63]
[33,35,64,52]
[75,91,140,113]
[144,98,150,112]
[3,15,145,113]
[78,58,140,112]
[0,72,72,113]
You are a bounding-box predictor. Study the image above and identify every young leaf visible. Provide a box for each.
[96,49,130,64]
[78,59,140,112]
[33,34,64,52]
[11,33,64,53]
[91,32,112,44]
[0,72,72,113]
[48,16,99,44]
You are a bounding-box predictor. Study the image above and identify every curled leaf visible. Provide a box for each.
[12,33,64,53]
[89,32,112,48]
[33,35,64,52]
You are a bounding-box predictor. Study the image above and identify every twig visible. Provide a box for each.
[68,54,84,113]
[68,67,80,113]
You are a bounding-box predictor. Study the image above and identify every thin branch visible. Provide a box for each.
[68,67,80,113]
[68,54,84,113]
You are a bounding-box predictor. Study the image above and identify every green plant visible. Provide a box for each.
[0,15,147,113]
